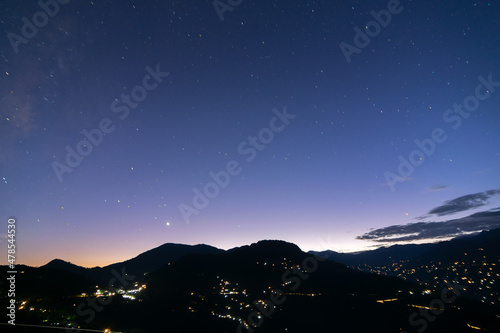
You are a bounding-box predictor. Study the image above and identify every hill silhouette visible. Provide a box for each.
[2,238,500,332]
[41,243,224,284]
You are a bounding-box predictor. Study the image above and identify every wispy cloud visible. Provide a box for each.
[427,185,449,192]
[427,189,500,216]
[357,209,500,243]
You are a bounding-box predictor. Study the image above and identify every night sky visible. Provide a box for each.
[1,0,499,267]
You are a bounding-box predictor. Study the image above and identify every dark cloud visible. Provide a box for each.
[357,209,500,243]
[414,214,430,221]
[427,189,500,216]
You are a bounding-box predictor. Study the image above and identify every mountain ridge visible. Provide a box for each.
[2,237,499,332]
[10,229,500,285]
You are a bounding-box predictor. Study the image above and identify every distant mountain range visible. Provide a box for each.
[310,228,500,267]
[311,228,500,306]
[40,243,223,285]
[33,228,500,283]
[1,231,500,332]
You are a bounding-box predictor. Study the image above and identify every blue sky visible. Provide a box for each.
[1,0,499,267]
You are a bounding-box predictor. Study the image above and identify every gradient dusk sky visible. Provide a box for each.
[1,0,499,267]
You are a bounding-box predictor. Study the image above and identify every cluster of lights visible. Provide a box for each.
[352,248,499,306]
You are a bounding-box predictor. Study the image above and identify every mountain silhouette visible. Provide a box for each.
[41,243,224,284]
[311,228,500,267]
[2,237,500,332]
